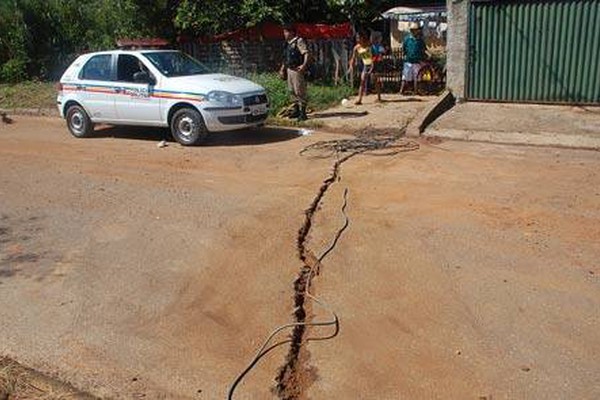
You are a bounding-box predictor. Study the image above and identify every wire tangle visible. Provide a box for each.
[300,127,420,159]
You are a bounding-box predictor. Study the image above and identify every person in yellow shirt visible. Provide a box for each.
[349,30,374,105]
[370,31,386,102]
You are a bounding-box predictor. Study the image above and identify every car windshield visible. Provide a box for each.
[142,51,210,77]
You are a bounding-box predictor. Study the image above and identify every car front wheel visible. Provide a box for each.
[170,108,208,146]
[66,105,93,138]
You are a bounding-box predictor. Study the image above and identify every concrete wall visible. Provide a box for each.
[446,0,470,101]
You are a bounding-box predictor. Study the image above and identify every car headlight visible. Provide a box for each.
[206,91,242,107]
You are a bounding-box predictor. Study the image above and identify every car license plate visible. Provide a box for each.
[251,105,267,116]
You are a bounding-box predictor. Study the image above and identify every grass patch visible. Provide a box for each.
[0,81,57,109]
[307,81,354,112]
[267,116,324,129]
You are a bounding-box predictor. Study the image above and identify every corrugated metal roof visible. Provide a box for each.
[382,5,447,20]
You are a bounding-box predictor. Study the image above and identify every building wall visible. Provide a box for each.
[389,19,448,51]
[390,20,403,50]
[446,0,470,100]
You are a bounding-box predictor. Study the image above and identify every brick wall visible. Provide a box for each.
[180,39,353,82]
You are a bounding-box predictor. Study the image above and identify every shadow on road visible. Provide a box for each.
[92,125,169,142]
[204,127,301,146]
[576,106,600,114]
[311,111,369,119]
[380,97,426,103]
[91,125,301,146]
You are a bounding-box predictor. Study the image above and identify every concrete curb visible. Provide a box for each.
[406,90,455,137]
[424,128,600,150]
[0,107,60,117]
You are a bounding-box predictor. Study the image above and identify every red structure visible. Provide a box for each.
[180,22,353,44]
[116,38,170,49]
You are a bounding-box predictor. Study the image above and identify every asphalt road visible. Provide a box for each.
[1,117,599,399]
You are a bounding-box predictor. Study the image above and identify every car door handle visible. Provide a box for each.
[114,87,122,93]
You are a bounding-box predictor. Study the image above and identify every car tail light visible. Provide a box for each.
[55,82,63,92]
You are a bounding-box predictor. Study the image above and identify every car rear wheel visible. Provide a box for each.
[170,108,208,146]
[66,105,93,138]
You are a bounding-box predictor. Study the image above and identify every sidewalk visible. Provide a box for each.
[425,102,600,149]
[310,95,433,134]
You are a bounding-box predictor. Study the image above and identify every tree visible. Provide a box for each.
[0,0,400,82]
[0,1,30,82]
[0,0,173,81]
[173,0,285,36]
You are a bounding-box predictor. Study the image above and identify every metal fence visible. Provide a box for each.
[377,48,404,83]
[468,0,600,104]
[180,39,446,94]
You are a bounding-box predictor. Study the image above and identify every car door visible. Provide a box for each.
[113,54,161,124]
[78,54,118,121]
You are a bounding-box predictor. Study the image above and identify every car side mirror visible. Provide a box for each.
[133,71,155,85]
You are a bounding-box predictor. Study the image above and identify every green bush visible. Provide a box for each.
[1,58,28,83]
[249,72,354,116]
[248,73,288,116]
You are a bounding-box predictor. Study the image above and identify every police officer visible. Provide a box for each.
[279,24,310,121]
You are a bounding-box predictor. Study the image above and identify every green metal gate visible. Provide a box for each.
[468,0,600,104]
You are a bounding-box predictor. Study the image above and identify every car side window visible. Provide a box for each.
[80,55,113,81]
[117,54,152,83]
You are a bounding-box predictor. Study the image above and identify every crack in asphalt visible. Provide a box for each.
[274,152,357,400]
[226,155,352,400]
[274,130,420,399]
[228,128,419,400]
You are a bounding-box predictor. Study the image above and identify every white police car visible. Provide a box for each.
[57,50,269,145]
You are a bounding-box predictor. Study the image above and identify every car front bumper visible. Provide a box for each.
[201,104,269,132]
[56,95,64,118]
